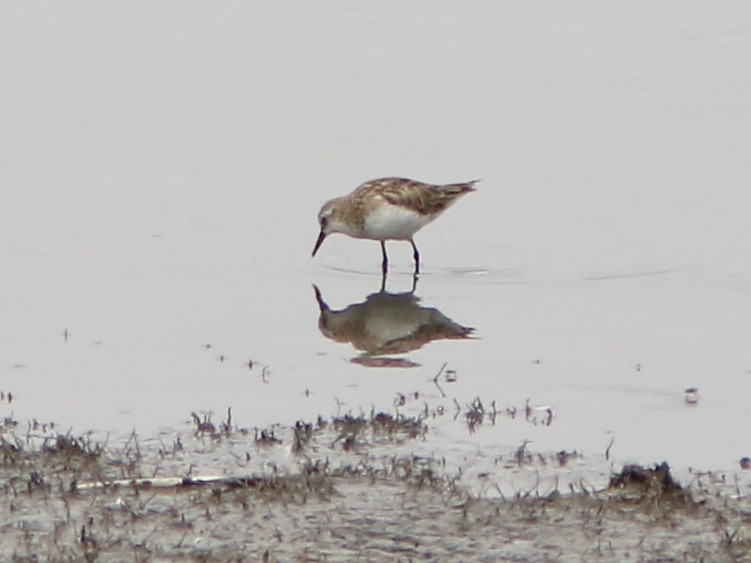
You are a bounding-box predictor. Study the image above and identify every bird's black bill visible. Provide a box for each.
[312,231,327,257]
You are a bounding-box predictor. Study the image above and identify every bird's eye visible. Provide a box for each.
[320,216,328,228]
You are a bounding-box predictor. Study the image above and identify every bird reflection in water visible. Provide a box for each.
[313,279,474,368]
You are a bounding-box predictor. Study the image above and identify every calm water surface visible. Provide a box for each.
[2,3,750,485]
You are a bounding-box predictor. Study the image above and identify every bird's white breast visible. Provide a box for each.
[361,204,435,240]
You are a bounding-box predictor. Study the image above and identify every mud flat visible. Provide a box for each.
[2,412,751,562]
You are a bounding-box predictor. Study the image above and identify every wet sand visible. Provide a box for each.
[3,413,751,561]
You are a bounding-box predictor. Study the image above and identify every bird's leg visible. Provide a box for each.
[380,240,389,276]
[410,239,420,275]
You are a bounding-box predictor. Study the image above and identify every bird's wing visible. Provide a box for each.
[368,178,478,216]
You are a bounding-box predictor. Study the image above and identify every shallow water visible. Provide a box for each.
[2,2,750,486]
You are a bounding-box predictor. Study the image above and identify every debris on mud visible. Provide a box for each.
[3,412,751,561]
[608,461,685,498]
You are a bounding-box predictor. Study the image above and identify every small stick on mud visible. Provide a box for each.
[605,437,615,461]
[220,407,232,436]
[515,439,530,466]
[122,430,141,461]
[433,362,447,397]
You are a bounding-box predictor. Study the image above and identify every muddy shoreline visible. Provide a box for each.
[3,412,751,561]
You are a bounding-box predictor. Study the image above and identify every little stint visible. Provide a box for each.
[312,177,477,274]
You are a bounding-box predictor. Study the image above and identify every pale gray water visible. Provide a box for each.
[2,2,750,488]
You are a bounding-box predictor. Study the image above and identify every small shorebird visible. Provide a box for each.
[312,177,477,274]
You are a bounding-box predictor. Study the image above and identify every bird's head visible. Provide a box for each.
[312,198,349,256]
